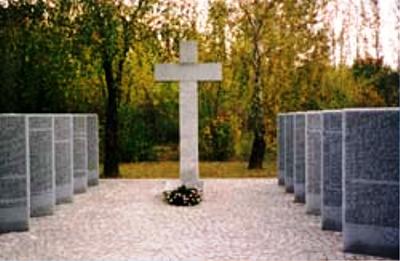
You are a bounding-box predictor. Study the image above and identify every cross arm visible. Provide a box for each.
[154,63,222,82]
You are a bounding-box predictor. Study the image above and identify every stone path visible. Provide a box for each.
[0,179,392,261]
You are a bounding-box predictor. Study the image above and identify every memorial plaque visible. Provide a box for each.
[73,115,88,194]
[321,110,342,231]
[306,112,322,215]
[54,115,73,204]
[87,114,99,186]
[284,114,294,193]
[343,108,399,259]
[294,112,306,203]
[0,115,29,232]
[277,114,285,186]
[28,115,55,217]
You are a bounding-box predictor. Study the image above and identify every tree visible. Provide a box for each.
[0,0,79,113]
[352,57,399,106]
[237,0,274,169]
[370,0,381,60]
[77,0,155,177]
[230,0,330,163]
[202,0,229,117]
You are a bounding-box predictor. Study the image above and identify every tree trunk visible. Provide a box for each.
[248,35,266,169]
[248,131,266,169]
[103,58,119,177]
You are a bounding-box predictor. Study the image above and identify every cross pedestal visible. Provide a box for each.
[155,41,222,188]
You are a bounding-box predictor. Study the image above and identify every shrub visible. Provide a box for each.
[118,105,156,162]
[200,115,235,161]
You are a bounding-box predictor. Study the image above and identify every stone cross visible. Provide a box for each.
[155,41,222,187]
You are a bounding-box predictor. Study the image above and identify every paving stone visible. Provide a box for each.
[0,179,392,261]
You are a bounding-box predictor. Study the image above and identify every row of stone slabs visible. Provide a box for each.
[0,114,99,233]
[277,108,399,259]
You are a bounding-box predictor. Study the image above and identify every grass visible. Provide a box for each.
[116,160,277,179]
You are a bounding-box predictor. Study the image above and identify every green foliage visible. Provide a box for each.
[320,67,356,108]
[0,0,78,113]
[352,57,399,106]
[200,116,235,161]
[118,105,156,162]
[234,132,253,161]
[118,98,179,162]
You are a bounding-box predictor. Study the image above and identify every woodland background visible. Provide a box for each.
[0,0,398,177]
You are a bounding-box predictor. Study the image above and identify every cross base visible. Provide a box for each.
[163,180,204,192]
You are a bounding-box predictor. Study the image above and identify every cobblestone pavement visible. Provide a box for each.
[0,179,393,261]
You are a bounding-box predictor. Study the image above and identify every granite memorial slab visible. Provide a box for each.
[0,115,29,232]
[306,112,322,215]
[294,112,306,203]
[321,110,343,231]
[277,114,285,186]
[54,115,73,204]
[155,41,222,188]
[87,114,99,186]
[343,108,399,259]
[284,113,294,193]
[28,115,55,217]
[73,115,88,194]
